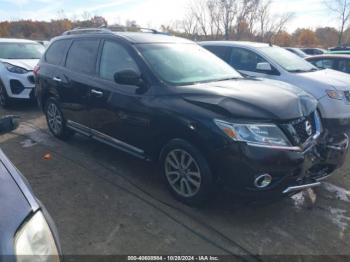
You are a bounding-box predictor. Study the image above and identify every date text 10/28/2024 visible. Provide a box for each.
[127,256,220,261]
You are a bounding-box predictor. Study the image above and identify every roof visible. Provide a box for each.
[0,38,38,43]
[57,31,193,44]
[200,41,272,48]
[112,32,193,44]
[306,54,350,60]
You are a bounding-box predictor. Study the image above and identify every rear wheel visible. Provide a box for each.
[160,139,215,206]
[0,81,11,108]
[45,98,74,140]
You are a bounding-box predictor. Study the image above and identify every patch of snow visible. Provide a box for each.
[323,182,350,203]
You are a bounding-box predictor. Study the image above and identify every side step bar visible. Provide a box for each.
[283,181,321,194]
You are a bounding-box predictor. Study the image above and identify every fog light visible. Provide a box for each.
[254,174,272,188]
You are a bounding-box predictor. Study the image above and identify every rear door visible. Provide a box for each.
[58,38,101,133]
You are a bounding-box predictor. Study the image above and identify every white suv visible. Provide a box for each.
[0,38,45,107]
[201,41,350,136]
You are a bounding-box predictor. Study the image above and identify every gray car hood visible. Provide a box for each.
[299,69,350,91]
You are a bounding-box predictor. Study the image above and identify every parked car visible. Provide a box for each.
[329,46,350,52]
[201,41,350,137]
[284,47,308,58]
[306,54,350,74]
[35,29,348,205]
[301,48,326,56]
[327,50,350,55]
[0,116,61,262]
[0,38,45,107]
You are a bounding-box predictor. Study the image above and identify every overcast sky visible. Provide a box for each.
[0,0,339,32]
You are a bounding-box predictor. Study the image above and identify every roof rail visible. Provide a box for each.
[62,27,170,36]
[62,28,112,35]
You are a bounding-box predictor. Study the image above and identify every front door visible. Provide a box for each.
[88,40,152,158]
[228,47,278,79]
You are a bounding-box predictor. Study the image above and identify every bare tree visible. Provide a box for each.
[255,0,294,42]
[324,0,350,45]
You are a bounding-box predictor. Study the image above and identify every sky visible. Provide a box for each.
[0,0,339,32]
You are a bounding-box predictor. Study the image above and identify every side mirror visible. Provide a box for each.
[256,62,272,72]
[0,116,19,135]
[114,70,143,87]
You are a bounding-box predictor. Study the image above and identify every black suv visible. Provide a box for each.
[35,28,348,205]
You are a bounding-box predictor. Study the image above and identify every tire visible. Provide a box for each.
[0,81,11,108]
[160,139,215,206]
[45,98,74,140]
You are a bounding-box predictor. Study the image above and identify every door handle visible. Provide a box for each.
[53,77,62,82]
[91,89,103,97]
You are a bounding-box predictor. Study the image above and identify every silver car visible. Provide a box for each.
[0,39,45,107]
[201,41,350,136]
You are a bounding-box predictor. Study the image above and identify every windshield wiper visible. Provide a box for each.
[289,68,319,73]
[215,77,241,82]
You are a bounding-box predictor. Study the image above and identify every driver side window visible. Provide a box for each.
[99,41,139,82]
[229,47,267,72]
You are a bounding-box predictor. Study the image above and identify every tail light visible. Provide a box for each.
[33,65,40,77]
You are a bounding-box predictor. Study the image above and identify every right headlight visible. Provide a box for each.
[214,119,292,148]
[15,211,60,262]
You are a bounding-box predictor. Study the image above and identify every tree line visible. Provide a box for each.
[1,0,350,48]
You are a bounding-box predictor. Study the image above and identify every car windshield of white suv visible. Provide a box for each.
[260,46,319,73]
[0,42,45,59]
[137,43,242,85]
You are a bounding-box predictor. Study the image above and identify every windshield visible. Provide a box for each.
[0,42,45,59]
[137,43,242,85]
[260,46,317,73]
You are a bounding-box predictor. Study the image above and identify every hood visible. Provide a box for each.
[298,69,350,92]
[0,58,39,71]
[178,78,317,121]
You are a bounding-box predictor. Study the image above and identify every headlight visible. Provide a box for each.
[3,62,29,74]
[214,119,292,147]
[326,90,344,100]
[15,211,60,262]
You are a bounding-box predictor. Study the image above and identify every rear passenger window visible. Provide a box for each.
[99,41,139,81]
[45,40,69,65]
[66,39,100,74]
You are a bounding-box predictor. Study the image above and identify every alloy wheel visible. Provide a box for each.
[47,103,63,135]
[0,85,6,106]
[165,149,202,197]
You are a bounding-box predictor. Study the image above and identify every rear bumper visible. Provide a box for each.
[212,133,349,196]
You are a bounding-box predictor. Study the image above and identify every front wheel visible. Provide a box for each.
[45,98,74,140]
[0,82,11,108]
[160,139,215,206]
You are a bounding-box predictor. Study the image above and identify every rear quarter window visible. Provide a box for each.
[45,40,70,65]
[66,39,100,75]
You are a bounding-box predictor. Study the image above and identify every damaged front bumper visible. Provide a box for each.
[214,133,349,196]
[282,133,349,194]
